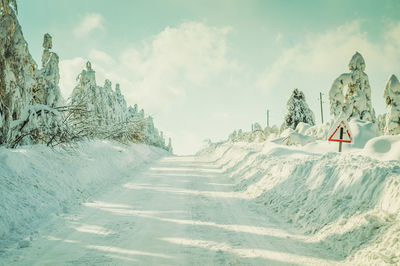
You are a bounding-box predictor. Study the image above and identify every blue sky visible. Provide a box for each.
[17,0,400,154]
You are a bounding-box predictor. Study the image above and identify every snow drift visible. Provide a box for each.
[0,141,168,250]
[199,130,400,264]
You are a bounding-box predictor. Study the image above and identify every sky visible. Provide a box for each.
[17,0,400,154]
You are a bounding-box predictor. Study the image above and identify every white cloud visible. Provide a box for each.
[119,22,237,108]
[59,22,239,155]
[256,20,400,120]
[73,13,105,37]
[89,49,115,66]
[62,21,238,111]
[59,57,85,99]
[257,20,400,90]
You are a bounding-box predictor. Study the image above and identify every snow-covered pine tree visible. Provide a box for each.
[329,52,375,122]
[284,88,315,130]
[383,74,400,135]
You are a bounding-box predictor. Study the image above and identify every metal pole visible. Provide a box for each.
[320,92,324,124]
[267,109,270,128]
[338,127,343,152]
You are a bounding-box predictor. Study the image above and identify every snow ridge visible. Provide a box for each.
[200,141,400,265]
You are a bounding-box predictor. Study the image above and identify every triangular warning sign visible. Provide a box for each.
[328,120,352,143]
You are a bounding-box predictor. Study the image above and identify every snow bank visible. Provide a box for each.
[0,141,167,250]
[199,136,400,264]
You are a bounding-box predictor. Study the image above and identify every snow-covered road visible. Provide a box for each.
[4,156,341,265]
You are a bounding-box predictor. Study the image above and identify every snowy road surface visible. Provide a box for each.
[4,156,340,265]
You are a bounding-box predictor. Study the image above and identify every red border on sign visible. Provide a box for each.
[328,121,352,143]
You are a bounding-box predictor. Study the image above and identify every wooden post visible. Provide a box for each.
[338,127,343,152]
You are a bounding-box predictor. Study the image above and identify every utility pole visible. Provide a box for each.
[319,92,324,124]
[266,109,270,128]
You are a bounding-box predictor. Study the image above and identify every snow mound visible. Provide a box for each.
[348,119,379,149]
[272,128,315,146]
[362,135,400,161]
[295,122,312,135]
[0,141,167,250]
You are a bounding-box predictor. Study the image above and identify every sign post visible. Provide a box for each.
[328,120,352,152]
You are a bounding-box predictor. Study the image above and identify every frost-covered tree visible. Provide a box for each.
[70,62,170,150]
[0,6,171,150]
[35,33,62,107]
[383,74,400,135]
[0,0,17,15]
[0,6,37,145]
[284,88,315,130]
[329,52,375,122]
[71,61,97,122]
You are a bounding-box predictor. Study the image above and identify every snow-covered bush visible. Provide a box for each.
[264,125,280,137]
[383,74,400,135]
[228,123,266,143]
[329,52,375,122]
[284,88,315,130]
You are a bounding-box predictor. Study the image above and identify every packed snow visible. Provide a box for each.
[0,150,342,265]
[0,141,167,253]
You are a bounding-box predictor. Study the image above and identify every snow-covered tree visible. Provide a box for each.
[0,6,171,150]
[0,0,17,15]
[167,137,173,153]
[70,62,170,150]
[329,52,375,122]
[35,33,62,107]
[0,6,36,144]
[284,88,315,130]
[383,74,400,135]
